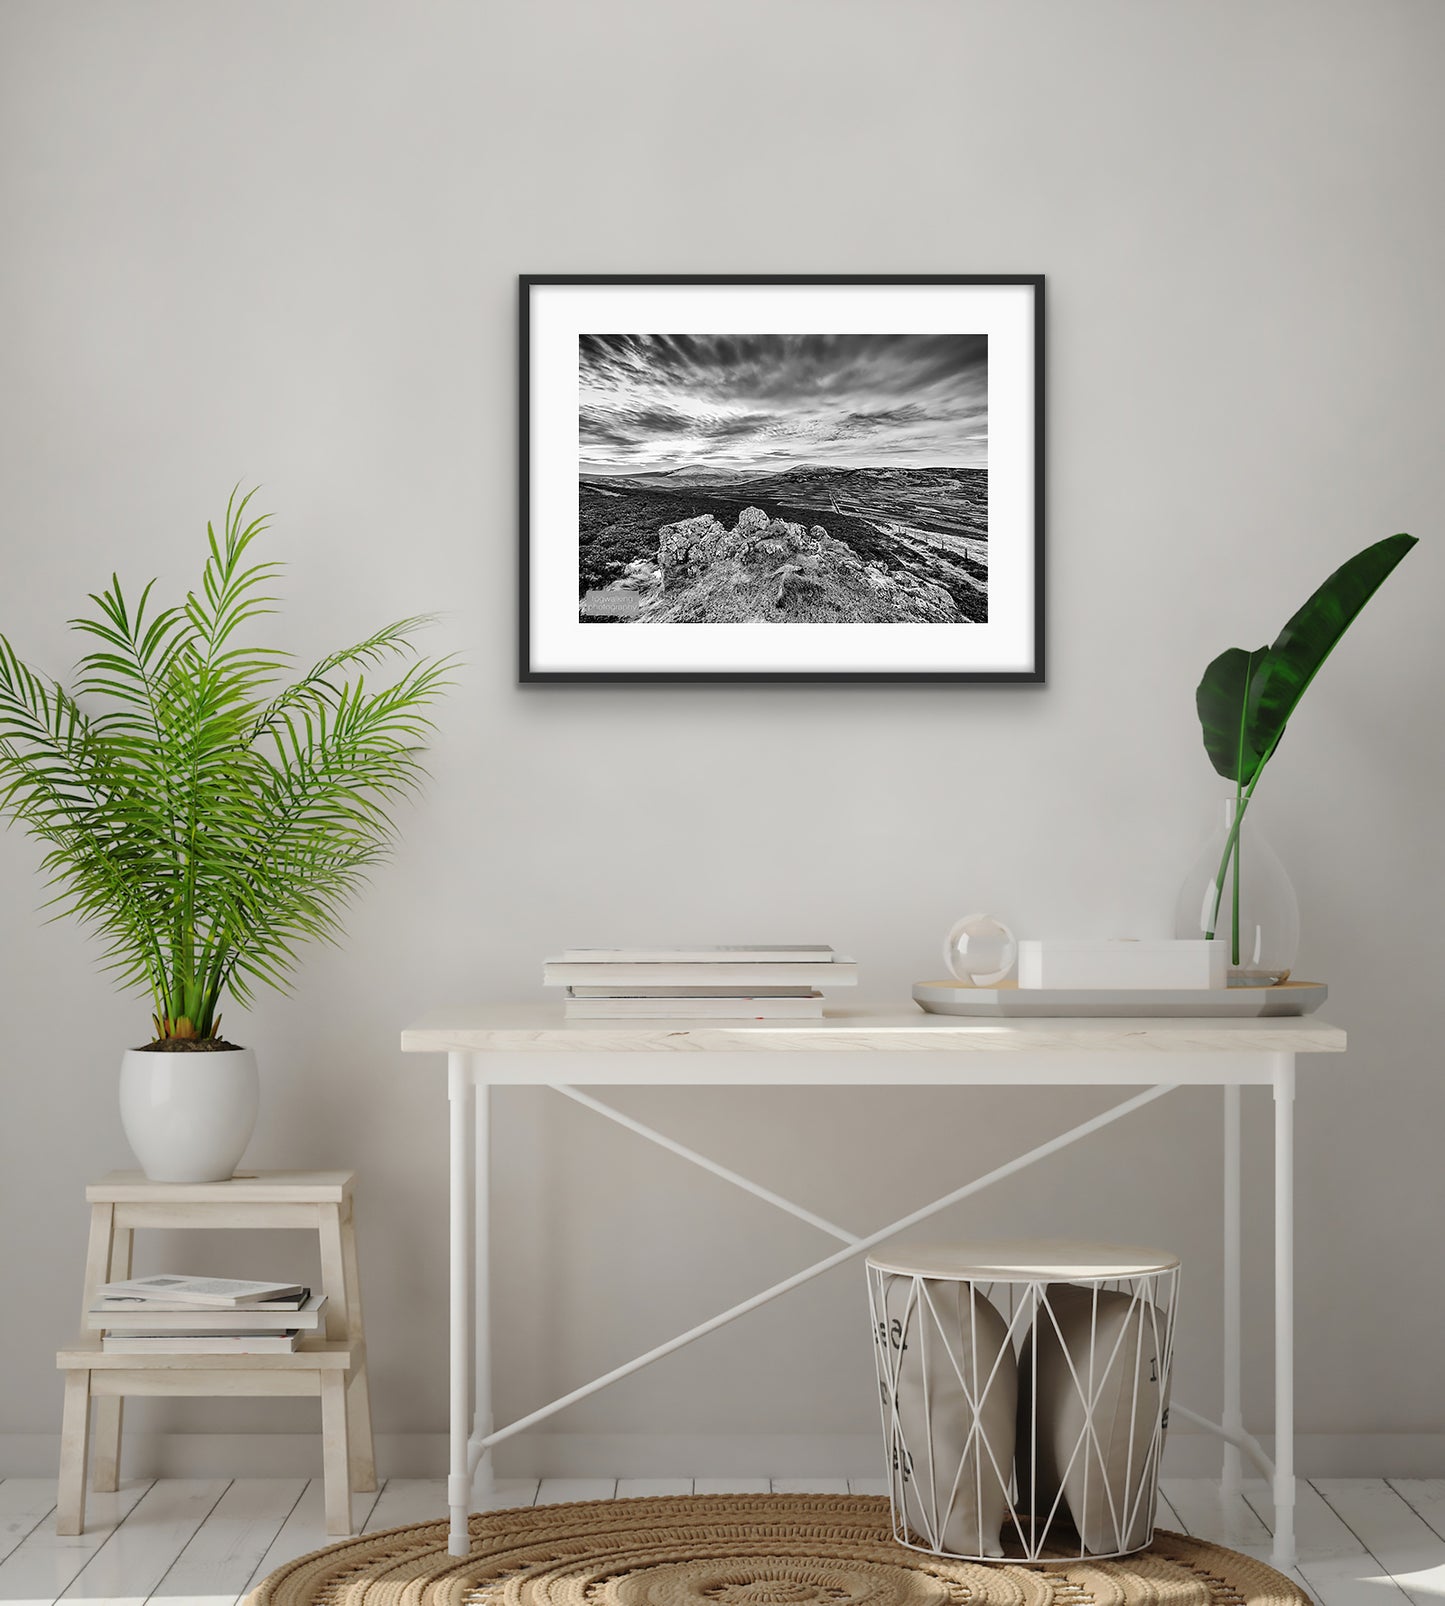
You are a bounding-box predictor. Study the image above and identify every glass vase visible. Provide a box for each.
[1174,797,1300,986]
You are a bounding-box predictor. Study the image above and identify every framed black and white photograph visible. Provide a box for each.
[519,275,1043,683]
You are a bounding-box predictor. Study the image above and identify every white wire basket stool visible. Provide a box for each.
[867,1240,1180,1564]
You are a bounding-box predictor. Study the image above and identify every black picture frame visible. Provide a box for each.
[519,274,1045,684]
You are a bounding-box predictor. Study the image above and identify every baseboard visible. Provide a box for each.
[4,1430,1445,1480]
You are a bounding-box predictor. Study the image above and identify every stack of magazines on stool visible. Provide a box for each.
[89,1272,327,1354]
[543,944,858,1019]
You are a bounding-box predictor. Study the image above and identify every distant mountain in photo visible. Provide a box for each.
[599,464,984,498]
[598,466,751,490]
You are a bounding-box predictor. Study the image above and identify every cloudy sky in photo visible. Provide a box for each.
[578,333,987,476]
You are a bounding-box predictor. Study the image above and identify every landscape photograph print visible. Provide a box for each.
[520,275,1043,683]
[577,332,989,627]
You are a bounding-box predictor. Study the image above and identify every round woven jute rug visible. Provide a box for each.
[246,1494,1310,1606]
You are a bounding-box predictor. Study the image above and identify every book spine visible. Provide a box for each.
[100,1335,299,1353]
[544,963,857,987]
[559,949,835,964]
[562,1001,826,1020]
[87,1314,322,1333]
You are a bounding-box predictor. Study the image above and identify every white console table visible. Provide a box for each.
[400,1008,1346,1565]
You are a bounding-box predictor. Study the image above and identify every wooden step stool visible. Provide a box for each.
[56,1169,375,1537]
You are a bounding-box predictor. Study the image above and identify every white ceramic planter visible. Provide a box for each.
[118,1046,259,1183]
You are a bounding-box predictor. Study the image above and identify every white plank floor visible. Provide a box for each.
[0,1474,1437,1604]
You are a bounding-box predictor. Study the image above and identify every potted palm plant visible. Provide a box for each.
[0,490,449,1180]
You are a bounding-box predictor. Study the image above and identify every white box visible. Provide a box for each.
[1016,939,1226,990]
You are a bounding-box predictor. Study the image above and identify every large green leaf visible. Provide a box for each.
[1246,532,1418,762]
[1196,645,1269,784]
[1196,532,1417,784]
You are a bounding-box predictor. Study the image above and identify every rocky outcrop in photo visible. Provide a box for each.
[599,506,963,625]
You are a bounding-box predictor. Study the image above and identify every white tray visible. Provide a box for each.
[912,979,1327,1018]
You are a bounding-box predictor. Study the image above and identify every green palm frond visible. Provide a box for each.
[0,490,451,1040]
[249,614,439,741]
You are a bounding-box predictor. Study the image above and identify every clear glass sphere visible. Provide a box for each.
[944,913,1018,985]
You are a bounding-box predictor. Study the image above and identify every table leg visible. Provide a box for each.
[1222,1085,1242,1500]
[448,1052,474,1557]
[319,1370,354,1536]
[1273,1054,1296,1569]
[55,1371,91,1535]
[474,1079,494,1492]
[338,1203,378,1493]
[91,1218,130,1493]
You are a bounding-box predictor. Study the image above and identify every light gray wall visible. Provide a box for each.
[1,0,1442,1473]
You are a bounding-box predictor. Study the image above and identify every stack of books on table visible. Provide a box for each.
[544,945,858,1019]
[88,1273,326,1354]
